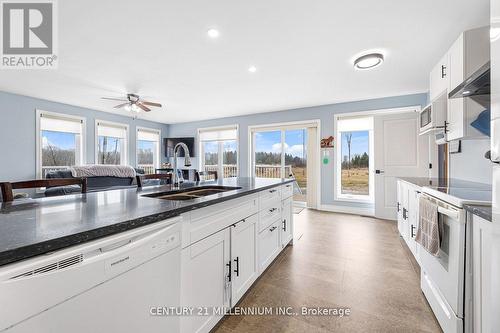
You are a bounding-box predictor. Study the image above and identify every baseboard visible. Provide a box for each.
[319,204,374,216]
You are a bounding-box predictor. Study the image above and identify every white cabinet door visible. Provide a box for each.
[472,215,492,333]
[446,27,489,141]
[429,53,449,101]
[448,33,465,92]
[230,214,258,305]
[399,181,410,240]
[397,181,405,236]
[405,185,420,261]
[258,220,281,273]
[447,33,466,141]
[180,228,230,333]
[281,197,293,247]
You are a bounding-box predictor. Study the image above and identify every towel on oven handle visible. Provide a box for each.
[415,196,441,256]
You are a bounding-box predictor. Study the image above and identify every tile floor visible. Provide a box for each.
[213,209,442,333]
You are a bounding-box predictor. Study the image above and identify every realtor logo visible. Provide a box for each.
[1,0,57,68]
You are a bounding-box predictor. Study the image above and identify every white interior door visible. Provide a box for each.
[374,112,430,220]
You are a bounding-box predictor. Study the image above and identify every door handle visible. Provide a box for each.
[282,219,286,232]
[375,170,384,174]
[233,257,239,277]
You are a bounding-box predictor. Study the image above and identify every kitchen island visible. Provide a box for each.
[0,177,294,267]
[0,177,295,333]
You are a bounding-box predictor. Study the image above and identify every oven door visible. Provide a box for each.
[419,196,466,319]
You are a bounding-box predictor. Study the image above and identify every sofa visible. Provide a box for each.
[44,169,139,197]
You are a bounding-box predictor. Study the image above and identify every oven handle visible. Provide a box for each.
[420,193,461,221]
[437,206,459,220]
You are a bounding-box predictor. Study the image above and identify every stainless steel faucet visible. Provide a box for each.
[173,142,192,187]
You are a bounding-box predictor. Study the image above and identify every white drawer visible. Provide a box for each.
[259,204,281,232]
[281,183,293,199]
[182,194,258,248]
[258,220,281,273]
[259,186,281,209]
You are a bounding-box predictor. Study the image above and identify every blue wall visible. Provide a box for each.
[0,91,169,181]
[0,90,429,205]
[168,93,428,206]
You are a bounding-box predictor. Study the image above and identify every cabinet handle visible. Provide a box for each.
[269,226,277,232]
[402,208,407,220]
[269,189,277,193]
[286,184,292,188]
[269,207,277,213]
[226,261,232,282]
[283,219,286,232]
[441,65,447,78]
[411,225,416,238]
[397,202,400,212]
[233,257,240,277]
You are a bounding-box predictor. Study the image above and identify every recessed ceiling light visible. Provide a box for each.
[207,28,220,39]
[491,27,500,42]
[353,53,384,70]
[248,66,257,73]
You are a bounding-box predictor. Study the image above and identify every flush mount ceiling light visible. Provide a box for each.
[353,53,384,70]
[207,28,220,39]
[248,65,257,73]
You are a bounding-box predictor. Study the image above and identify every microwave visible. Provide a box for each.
[419,104,433,133]
[419,93,447,135]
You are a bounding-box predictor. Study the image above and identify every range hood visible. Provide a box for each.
[449,61,490,99]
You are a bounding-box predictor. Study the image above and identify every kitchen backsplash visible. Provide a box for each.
[449,138,492,184]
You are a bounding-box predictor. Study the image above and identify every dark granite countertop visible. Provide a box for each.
[0,177,294,267]
[464,205,492,222]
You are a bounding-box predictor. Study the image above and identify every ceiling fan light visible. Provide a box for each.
[353,53,384,70]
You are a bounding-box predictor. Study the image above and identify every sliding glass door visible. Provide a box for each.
[285,129,307,202]
[252,127,308,203]
[254,130,282,178]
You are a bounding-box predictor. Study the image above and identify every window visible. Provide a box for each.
[136,127,161,174]
[95,120,129,165]
[198,125,238,178]
[336,116,373,201]
[36,110,85,178]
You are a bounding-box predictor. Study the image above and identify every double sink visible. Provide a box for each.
[142,186,241,201]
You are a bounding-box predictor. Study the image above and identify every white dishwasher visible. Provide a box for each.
[0,217,182,333]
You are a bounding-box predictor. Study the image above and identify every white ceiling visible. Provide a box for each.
[0,0,489,124]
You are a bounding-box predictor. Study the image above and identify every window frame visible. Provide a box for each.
[36,109,87,179]
[335,117,374,203]
[136,126,161,173]
[95,119,129,166]
[197,124,239,178]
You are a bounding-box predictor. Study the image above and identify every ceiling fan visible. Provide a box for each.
[101,93,162,112]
